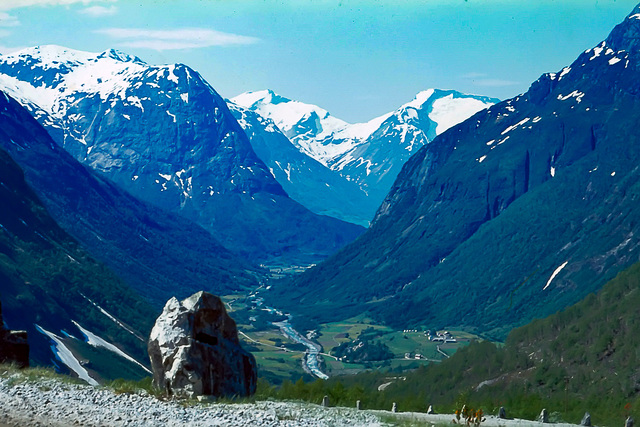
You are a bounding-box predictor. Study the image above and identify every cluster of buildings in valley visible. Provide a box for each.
[401,329,459,360]
[404,352,425,360]
[401,329,457,343]
[425,330,457,343]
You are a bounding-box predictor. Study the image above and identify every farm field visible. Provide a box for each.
[225,290,485,383]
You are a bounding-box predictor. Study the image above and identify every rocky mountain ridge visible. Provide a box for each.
[0,86,259,308]
[0,45,363,263]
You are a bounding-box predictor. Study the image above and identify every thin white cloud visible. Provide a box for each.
[0,0,115,10]
[0,12,19,27]
[95,27,260,51]
[79,5,117,17]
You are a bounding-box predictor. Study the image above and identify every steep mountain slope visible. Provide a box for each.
[273,5,640,337]
[229,103,377,226]
[232,89,497,225]
[0,46,363,263]
[376,260,640,424]
[0,87,259,307]
[0,144,154,379]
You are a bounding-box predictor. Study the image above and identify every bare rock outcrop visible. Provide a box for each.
[0,300,29,368]
[148,291,256,398]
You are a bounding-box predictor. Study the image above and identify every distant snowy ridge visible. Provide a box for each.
[232,88,498,170]
[0,45,493,232]
[232,89,354,164]
[232,88,498,225]
[228,101,376,226]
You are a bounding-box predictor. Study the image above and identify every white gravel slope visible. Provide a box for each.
[0,376,385,427]
[0,374,584,427]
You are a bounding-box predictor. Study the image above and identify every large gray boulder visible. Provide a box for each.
[0,300,29,368]
[148,292,257,398]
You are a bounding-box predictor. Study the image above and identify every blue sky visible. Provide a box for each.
[1,0,638,122]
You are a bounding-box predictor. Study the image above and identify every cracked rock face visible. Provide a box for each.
[148,292,256,398]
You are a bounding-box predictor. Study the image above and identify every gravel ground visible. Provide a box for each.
[0,375,385,427]
[0,373,584,427]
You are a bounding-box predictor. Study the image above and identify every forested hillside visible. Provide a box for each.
[265,260,640,426]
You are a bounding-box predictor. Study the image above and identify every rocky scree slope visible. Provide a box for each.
[232,89,498,226]
[0,139,154,376]
[0,88,258,308]
[275,5,640,338]
[0,46,363,263]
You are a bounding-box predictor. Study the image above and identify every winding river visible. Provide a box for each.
[250,286,329,379]
[272,319,329,380]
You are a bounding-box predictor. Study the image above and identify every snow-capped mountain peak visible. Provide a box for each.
[6,45,143,67]
[0,45,364,263]
[231,90,349,144]
[4,45,96,68]
[232,88,498,225]
[0,44,287,211]
[95,48,144,64]
[405,88,436,108]
[0,45,204,120]
[233,89,291,107]
[398,88,499,135]
[234,88,498,168]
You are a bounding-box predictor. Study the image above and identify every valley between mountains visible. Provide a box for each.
[0,44,490,383]
[2,2,640,426]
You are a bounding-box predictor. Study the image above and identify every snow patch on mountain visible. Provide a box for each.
[429,94,494,135]
[35,324,99,386]
[543,261,569,290]
[0,73,58,111]
[72,321,151,373]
